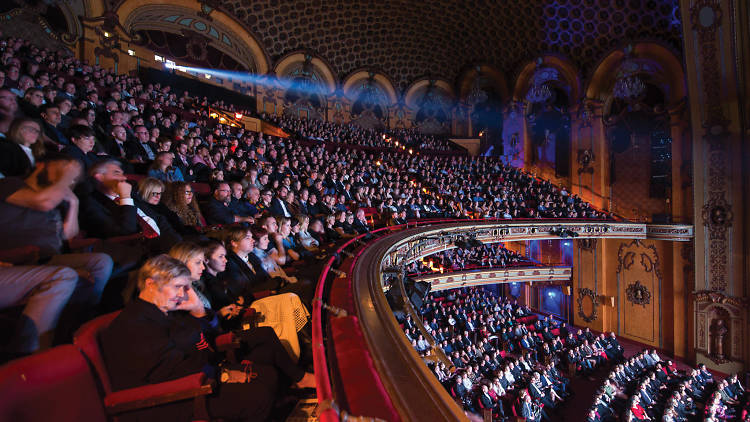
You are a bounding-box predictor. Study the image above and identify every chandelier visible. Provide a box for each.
[613,75,646,102]
[467,80,488,105]
[526,83,552,104]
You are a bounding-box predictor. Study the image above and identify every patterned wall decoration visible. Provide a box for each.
[625,280,652,307]
[617,239,662,346]
[693,291,747,364]
[191,0,686,91]
[577,287,598,322]
[689,0,732,292]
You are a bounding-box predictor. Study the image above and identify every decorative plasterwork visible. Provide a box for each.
[577,287,598,323]
[626,280,652,307]
[689,0,732,292]
[418,266,572,292]
[123,5,259,73]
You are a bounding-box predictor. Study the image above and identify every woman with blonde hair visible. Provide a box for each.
[167,241,241,321]
[0,117,45,177]
[163,181,205,231]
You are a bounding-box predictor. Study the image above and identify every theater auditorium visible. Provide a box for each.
[0,0,748,421]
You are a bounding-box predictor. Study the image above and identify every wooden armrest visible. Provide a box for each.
[104,373,214,414]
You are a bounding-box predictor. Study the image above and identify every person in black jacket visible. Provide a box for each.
[203,182,254,226]
[78,160,179,251]
[0,117,42,178]
[100,255,314,422]
[61,125,100,173]
[215,225,283,306]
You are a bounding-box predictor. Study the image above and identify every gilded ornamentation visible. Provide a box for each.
[577,287,598,323]
[577,149,595,174]
[689,0,731,292]
[625,281,651,307]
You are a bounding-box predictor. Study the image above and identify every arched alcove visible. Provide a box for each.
[513,55,580,178]
[341,69,398,130]
[457,64,509,150]
[274,52,336,120]
[404,79,455,135]
[117,0,269,74]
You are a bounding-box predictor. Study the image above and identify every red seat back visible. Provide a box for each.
[0,345,107,422]
[73,311,121,395]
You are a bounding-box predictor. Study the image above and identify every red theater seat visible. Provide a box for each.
[73,312,214,419]
[0,345,107,422]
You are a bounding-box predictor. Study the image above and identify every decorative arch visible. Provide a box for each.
[404,78,455,135]
[404,78,454,109]
[512,54,581,107]
[116,0,269,74]
[456,64,509,104]
[341,69,397,130]
[342,69,398,105]
[514,55,578,178]
[274,51,337,95]
[586,41,686,107]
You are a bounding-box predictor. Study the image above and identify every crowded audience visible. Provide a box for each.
[0,34,614,420]
[406,241,533,276]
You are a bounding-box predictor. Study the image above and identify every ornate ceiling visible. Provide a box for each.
[113,0,684,93]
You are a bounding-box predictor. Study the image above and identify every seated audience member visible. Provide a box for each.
[61,124,99,172]
[102,124,128,160]
[147,151,184,182]
[100,255,314,422]
[295,214,319,251]
[0,153,113,312]
[228,181,256,218]
[125,124,156,162]
[269,185,293,218]
[203,181,254,226]
[40,103,70,148]
[0,117,44,177]
[0,87,19,137]
[163,181,206,234]
[19,87,43,118]
[133,177,182,244]
[0,263,78,357]
[77,159,174,242]
[168,242,242,324]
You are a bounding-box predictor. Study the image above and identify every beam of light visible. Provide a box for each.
[163,62,327,97]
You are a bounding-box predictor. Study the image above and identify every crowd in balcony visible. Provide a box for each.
[0,33,613,420]
[406,242,533,276]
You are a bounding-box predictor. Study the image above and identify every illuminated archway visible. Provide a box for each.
[116,0,269,74]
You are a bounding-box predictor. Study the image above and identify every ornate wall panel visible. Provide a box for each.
[616,240,662,346]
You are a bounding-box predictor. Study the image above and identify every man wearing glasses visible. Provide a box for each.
[203,181,254,226]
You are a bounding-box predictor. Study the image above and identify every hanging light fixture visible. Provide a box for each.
[526,83,552,104]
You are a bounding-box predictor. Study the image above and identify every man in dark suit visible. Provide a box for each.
[125,125,156,162]
[227,181,256,218]
[77,160,179,249]
[269,186,293,218]
[203,182,254,226]
[40,103,70,148]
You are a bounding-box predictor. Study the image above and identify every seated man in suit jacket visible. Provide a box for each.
[268,186,293,218]
[77,160,180,250]
[203,182,254,226]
